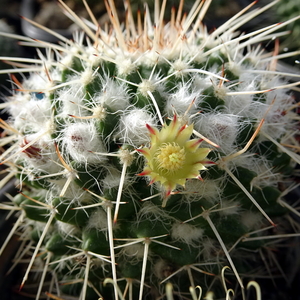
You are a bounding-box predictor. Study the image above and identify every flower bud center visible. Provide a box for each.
[157,143,185,171]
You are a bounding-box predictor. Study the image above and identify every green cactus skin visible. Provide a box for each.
[0,1,300,299]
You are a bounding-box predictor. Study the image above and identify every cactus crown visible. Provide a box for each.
[0,0,299,300]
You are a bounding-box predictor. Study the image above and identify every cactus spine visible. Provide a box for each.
[0,0,300,299]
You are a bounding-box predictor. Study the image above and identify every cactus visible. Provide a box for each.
[0,0,300,299]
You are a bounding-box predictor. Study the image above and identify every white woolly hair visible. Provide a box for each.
[101,167,133,195]
[260,89,295,140]
[56,221,80,237]
[224,84,256,116]
[117,108,157,146]
[249,157,281,189]
[136,202,170,225]
[22,71,60,95]
[165,82,201,116]
[18,133,61,175]
[218,200,240,216]
[115,55,136,76]
[102,167,123,190]
[93,76,130,111]
[119,243,145,260]
[86,208,108,231]
[51,178,94,204]
[240,211,264,230]
[193,113,239,154]
[184,179,223,204]
[171,222,204,246]
[153,259,174,280]
[61,121,107,164]
[192,68,217,91]
[58,86,86,118]
[12,96,52,133]
[201,238,221,262]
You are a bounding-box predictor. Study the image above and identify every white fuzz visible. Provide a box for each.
[117,108,157,146]
[143,50,161,67]
[252,171,280,191]
[86,208,108,231]
[153,259,173,280]
[224,83,256,116]
[120,243,145,260]
[138,79,156,96]
[85,46,103,67]
[59,53,75,70]
[22,72,59,94]
[201,238,220,262]
[58,86,85,117]
[218,200,240,216]
[93,76,130,111]
[12,97,52,133]
[102,167,123,190]
[165,83,200,116]
[240,211,264,230]
[61,121,107,164]
[80,68,94,86]
[184,179,223,204]
[192,69,216,91]
[171,222,204,245]
[115,55,136,76]
[136,202,170,224]
[56,221,80,237]
[260,90,295,141]
[214,85,228,100]
[171,59,190,76]
[193,113,239,154]
[51,180,93,203]
[18,133,61,174]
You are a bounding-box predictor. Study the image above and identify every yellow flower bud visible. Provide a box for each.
[138,115,212,203]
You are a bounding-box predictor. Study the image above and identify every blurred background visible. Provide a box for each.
[0,1,299,300]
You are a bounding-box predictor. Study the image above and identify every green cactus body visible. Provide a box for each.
[0,1,299,299]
